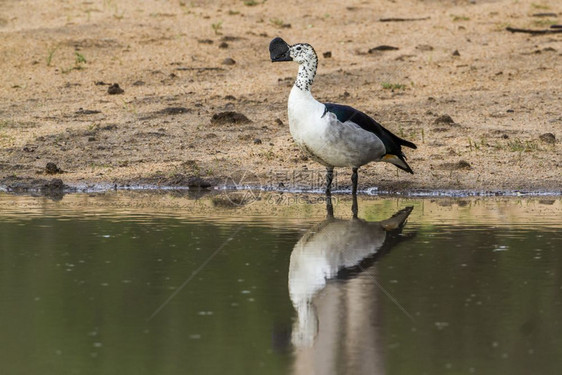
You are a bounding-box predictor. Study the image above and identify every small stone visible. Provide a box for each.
[219,42,229,49]
[539,133,556,144]
[45,162,62,175]
[211,111,251,125]
[452,50,460,56]
[323,51,332,58]
[222,58,236,65]
[433,114,456,125]
[156,107,191,115]
[107,83,124,95]
[506,109,514,113]
[253,138,262,145]
[275,118,284,126]
[369,45,399,53]
[456,160,472,170]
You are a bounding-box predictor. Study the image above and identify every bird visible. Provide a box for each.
[288,206,414,347]
[269,37,417,203]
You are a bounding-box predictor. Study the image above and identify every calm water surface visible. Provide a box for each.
[0,193,561,375]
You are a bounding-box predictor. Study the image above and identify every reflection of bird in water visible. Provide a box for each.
[288,206,414,374]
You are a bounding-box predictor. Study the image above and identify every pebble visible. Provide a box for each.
[107,83,124,95]
[539,133,555,144]
[433,114,456,125]
[45,162,62,174]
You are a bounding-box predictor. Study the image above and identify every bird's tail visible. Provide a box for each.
[382,154,414,174]
[379,206,414,231]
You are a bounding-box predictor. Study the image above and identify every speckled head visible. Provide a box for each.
[269,37,292,62]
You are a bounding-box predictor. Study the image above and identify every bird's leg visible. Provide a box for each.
[325,167,334,195]
[325,167,334,217]
[351,167,358,218]
[351,168,358,195]
[326,195,334,218]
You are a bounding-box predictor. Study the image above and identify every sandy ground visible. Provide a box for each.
[0,0,561,194]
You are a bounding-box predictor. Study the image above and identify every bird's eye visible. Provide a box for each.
[296,46,301,51]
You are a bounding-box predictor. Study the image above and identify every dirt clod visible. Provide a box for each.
[369,45,399,53]
[107,83,124,95]
[211,111,251,125]
[323,51,332,58]
[433,114,456,125]
[156,107,191,115]
[253,138,262,145]
[45,162,62,174]
[539,133,556,144]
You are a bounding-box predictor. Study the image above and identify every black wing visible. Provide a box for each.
[323,103,417,173]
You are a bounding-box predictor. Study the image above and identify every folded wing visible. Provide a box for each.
[323,103,417,174]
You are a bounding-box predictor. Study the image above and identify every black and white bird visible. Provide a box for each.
[269,37,417,198]
[289,206,414,346]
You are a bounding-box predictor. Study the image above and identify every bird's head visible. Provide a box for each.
[269,37,316,65]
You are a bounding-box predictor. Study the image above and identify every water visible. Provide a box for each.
[0,193,561,375]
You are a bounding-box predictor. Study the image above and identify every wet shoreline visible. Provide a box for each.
[1,176,560,199]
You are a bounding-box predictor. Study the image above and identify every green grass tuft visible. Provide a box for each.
[381,82,406,90]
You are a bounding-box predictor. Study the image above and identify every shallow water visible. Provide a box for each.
[0,193,561,375]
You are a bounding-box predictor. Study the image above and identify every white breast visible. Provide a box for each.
[288,87,386,168]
